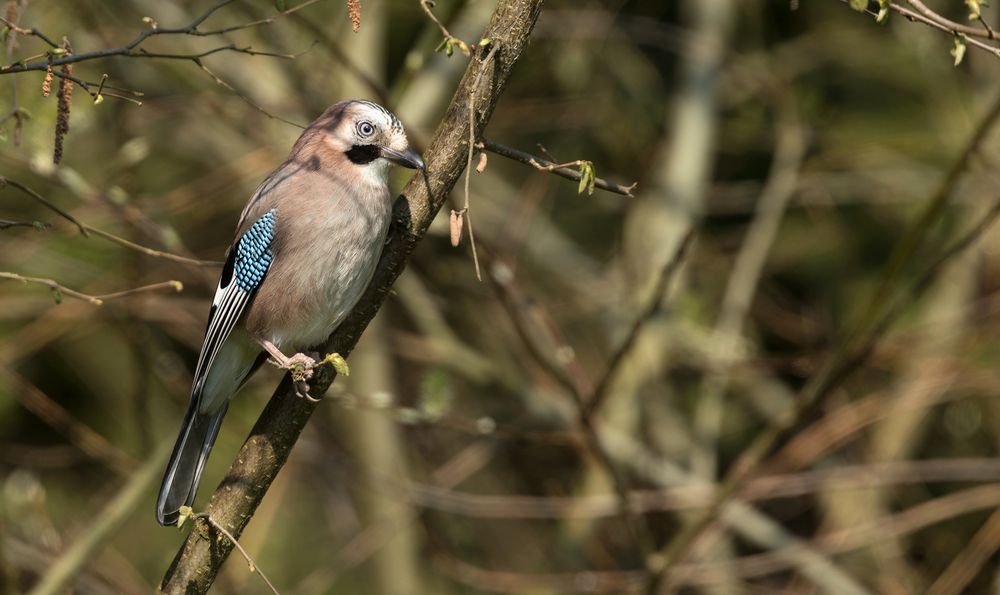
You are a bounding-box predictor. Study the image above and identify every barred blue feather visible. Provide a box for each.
[234,210,276,291]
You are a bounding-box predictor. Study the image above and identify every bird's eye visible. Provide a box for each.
[356,120,375,138]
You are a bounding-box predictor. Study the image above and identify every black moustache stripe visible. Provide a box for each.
[345,144,380,165]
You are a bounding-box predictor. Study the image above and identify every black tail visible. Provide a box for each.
[156,400,228,526]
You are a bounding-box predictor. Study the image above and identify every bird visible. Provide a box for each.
[156,99,424,527]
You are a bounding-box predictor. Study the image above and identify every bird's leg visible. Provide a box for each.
[258,339,321,402]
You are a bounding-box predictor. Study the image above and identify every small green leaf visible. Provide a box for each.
[32,221,46,231]
[177,505,193,529]
[876,0,890,22]
[479,37,492,47]
[323,352,350,376]
[435,37,448,53]
[418,368,453,421]
[50,48,67,56]
[848,0,868,12]
[51,287,62,304]
[576,161,596,195]
[966,0,986,20]
[952,34,968,66]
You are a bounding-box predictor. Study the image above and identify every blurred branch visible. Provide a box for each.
[293,442,496,595]
[399,458,1000,518]
[1,176,220,266]
[0,273,183,306]
[926,507,1000,595]
[432,482,1000,590]
[0,366,138,474]
[25,440,171,595]
[584,227,695,417]
[691,93,804,478]
[482,138,638,197]
[158,1,545,592]
[646,92,1000,592]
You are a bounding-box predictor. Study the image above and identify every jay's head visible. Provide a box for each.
[301,99,424,183]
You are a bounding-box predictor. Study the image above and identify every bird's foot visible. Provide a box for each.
[258,340,351,402]
[275,353,320,401]
[258,339,323,401]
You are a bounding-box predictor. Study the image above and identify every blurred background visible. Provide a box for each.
[3,0,1000,593]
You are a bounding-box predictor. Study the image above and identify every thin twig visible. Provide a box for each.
[419,0,455,41]
[461,44,499,281]
[83,223,222,267]
[194,59,305,129]
[0,218,46,230]
[0,272,183,305]
[483,138,638,197]
[0,176,88,235]
[904,0,995,39]
[193,513,281,595]
[1,176,221,266]
[0,0,321,74]
[848,1,1000,61]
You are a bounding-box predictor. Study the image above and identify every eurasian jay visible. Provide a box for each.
[156,99,424,526]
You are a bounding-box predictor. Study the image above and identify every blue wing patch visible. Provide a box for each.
[234,209,276,291]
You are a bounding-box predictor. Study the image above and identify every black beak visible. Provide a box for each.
[381,146,425,170]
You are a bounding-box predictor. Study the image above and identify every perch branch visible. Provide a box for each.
[482,138,638,197]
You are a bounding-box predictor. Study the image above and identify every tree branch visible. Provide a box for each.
[482,137,638,197]
[157,1,545,592]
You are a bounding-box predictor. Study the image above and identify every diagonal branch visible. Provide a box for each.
[157,1,546,593]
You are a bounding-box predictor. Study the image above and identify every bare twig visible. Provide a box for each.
[81,224,222,266]
[192,513,280,595]
[1,176,220,266]
[194,60,305,129]
[460,44,499,280]
[0,272,183,305]
[0,0,321,74]
[0,218,46,230]
[0,176,87,235]
[483,138,638,197]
